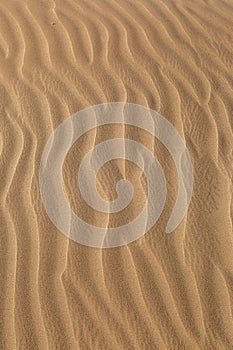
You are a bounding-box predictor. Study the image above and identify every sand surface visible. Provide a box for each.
[0,0,233,349]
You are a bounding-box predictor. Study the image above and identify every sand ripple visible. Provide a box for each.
[0,0,232,349]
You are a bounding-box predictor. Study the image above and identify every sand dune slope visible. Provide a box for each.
[0,0,232,349]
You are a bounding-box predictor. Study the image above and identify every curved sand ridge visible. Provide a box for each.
[0,0,232,349]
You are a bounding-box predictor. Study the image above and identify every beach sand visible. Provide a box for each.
[0,0,232,349]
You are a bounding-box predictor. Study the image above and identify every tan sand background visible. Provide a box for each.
[0,0,233,349]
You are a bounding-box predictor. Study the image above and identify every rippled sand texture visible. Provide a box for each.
[0,0,233,349]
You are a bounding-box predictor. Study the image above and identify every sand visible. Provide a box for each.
[0,0,232,349]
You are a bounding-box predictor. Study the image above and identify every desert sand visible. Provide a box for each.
[0,0,232,349]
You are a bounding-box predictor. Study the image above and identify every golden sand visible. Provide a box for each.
[0,0,232,349]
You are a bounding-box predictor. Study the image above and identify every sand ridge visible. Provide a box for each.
[0,0,232,349]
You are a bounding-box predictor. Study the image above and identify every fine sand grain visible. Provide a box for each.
[0,0,232,349]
